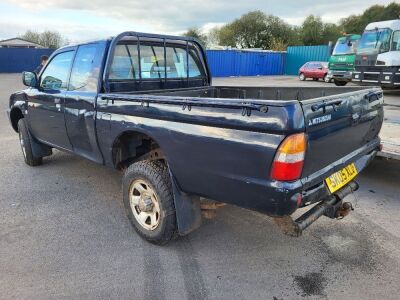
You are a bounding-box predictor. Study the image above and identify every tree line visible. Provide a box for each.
[183,2,400,50]
[17,2,400,50]
[19,30,68,49]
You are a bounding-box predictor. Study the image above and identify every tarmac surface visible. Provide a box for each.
[1,74,400,299]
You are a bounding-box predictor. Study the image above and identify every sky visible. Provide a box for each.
[0,0,395,42]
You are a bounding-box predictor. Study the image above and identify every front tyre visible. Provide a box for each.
[323,75,330,83]
[299,73,306,81]
[122,160,177,245]
[17,118,42,166]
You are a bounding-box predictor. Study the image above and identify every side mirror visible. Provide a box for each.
[22,71,38,88]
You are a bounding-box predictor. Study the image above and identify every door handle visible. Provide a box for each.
[54,98,61,104]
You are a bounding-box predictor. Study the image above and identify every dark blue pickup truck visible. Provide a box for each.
[7,32,384,244]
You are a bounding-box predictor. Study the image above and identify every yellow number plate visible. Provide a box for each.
[325,163,358,193]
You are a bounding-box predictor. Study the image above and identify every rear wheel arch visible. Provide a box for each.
[111,130,165,170]
[10,107,24,132]
[114,130,202,240]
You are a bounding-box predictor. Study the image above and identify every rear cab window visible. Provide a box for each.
[108,37,207,92]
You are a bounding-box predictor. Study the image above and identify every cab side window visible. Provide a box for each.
[69,44,99,92]
[392,31,400,51]
[40,51,74,90]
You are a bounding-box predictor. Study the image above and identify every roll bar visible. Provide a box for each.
[102,31,211,93]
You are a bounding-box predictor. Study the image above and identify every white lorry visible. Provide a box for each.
[352,19,400,87]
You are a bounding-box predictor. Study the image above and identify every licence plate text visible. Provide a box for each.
[325,163,358,193]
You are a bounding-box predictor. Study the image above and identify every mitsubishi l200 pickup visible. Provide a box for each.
[7,32,384,244]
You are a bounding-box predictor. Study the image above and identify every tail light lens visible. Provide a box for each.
[271,133,307,181]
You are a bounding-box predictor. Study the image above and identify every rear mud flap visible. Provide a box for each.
[169,171,202,236]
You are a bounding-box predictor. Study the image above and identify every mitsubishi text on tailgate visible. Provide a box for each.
[7,32,384,244]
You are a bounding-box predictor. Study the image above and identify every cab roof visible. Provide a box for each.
[337,34,360,42]
[365,19,400,31]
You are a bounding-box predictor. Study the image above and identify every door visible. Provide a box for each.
[315,62,324,78]
[303,63,312,77]
[27,50,75,150]
[307,62,317,78]
[64,42,105,163]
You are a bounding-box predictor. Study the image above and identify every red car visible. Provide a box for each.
[298,61,329,82]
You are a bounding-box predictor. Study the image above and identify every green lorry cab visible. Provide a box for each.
[327,34,361,86]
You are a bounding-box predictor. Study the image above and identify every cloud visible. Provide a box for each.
[0,14,137,42]
[1,0,395,41]
[5,0,235,32]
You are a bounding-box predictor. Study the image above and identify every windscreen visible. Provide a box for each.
[332,38,358,55]
[357,28,392,54]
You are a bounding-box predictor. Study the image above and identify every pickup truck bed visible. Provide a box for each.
[96,85,382,216]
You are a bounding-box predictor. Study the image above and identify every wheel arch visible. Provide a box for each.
[115,129,202,237]
[111,129,165,170]
[10,107,24,132]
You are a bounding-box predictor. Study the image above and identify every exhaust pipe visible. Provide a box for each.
[274,181,359,237]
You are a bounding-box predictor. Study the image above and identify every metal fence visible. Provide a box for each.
[285,45,331,75]
[0,46,330,77]
[206,50,285,77]
[0,48,54,73]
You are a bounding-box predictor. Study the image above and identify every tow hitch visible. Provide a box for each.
[273,181,358,237]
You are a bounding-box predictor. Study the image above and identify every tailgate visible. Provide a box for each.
[300,88,383,176]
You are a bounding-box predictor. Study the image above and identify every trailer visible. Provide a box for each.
[378,122,400,160]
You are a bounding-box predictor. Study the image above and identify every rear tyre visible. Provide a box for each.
[122,160,177,245]
[17,118,42,166]
[299,73,306,81]
[323,75,330,83]
[334,80,348,86]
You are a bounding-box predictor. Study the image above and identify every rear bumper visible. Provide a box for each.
[274,181,359,237]
[352,66,400,87]
[229,138,380,217]
[299,146,377,206]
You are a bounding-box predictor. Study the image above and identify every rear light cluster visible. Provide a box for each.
[271,133,307,181]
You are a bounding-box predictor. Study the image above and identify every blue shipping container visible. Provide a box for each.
[206,50,285,77]
[285,45,331,75]
[0,48,54,73]
[0,46,330,77]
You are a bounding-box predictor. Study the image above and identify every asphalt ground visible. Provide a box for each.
[1,74,400,299]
